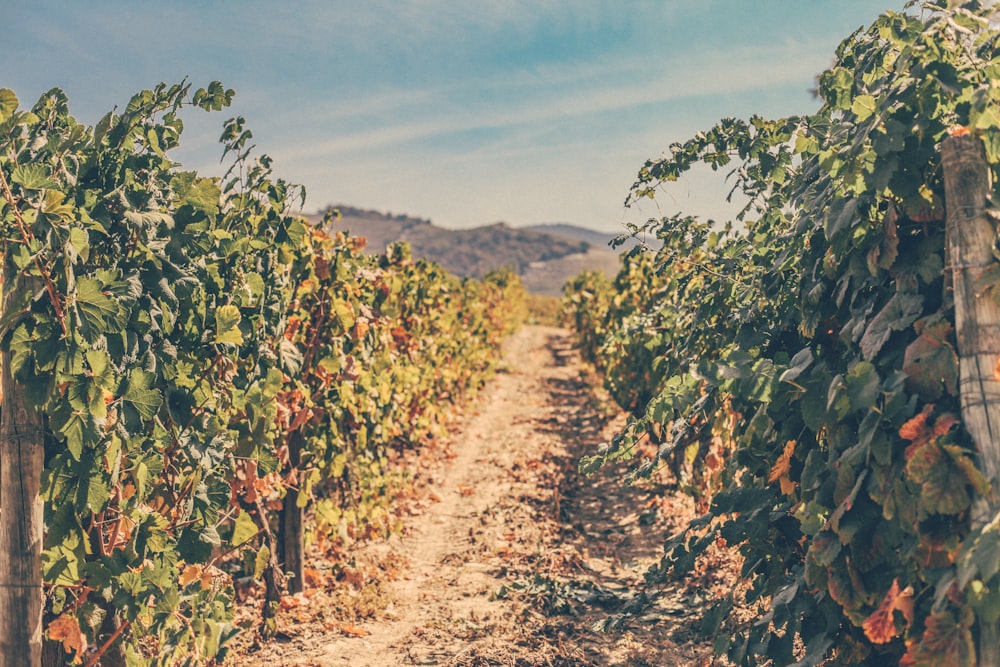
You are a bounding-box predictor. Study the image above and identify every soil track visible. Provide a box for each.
[226,325,737,666]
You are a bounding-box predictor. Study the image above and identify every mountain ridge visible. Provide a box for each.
[303,206,626,295]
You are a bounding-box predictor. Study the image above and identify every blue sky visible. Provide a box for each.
[7,1,907,232]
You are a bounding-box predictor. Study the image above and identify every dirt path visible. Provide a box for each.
[228,325,732,666]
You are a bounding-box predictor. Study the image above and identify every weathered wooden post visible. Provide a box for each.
[0,166,46,666]
[0,258,46,666]
[942,131,1000,666]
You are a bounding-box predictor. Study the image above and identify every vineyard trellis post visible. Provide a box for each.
[0,264,45,667]
[942,132,1000,667]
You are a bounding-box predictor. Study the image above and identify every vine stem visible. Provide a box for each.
[0,161,69,336]
[81,619,130,667]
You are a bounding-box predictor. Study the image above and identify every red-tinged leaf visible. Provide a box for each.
[808,531,842,568]
[899,405,934,445]
[862,579,914,644]
[932,413,959,438]
[827,562,865,611]
[903,318,957,401]
[906,442,972,515]
[304,567,325,587]
[911,608,975,667]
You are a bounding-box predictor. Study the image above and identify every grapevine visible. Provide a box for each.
[566,2,1000,664]
[0,82,525,665]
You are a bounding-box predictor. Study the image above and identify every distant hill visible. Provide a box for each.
[522,223,652,252]
[304,206,628,296]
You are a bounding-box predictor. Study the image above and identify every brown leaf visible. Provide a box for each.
[339,623,369,637]
[48,613,87,664]
[768,440,796,484]
[862,579,914,644]
[899,408,931,443]
[304,567,325,588]
[289,407,314,433]
[879,204,899,270]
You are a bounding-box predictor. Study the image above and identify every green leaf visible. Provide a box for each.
[859,292,924,360]
[231,511,258,546]
[10,164,58,190]
[123,369,162,421]
[74,277,125,341]
[40,190,74,222]
[845,361,881,413]
[182,176,221,216]
[851,94,877,121]
[0,88,17,122]
[66,227,90,264]
[284,218,307,246]
[214,304,244,345]
[253,545,270,580]
[968,580,1000,625]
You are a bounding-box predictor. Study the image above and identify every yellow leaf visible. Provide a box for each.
[179,564,203,588]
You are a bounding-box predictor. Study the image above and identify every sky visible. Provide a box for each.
[7,1,909,233]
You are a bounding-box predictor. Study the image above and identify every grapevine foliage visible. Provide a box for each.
[565,2,1000,664]
[0,82,525,664]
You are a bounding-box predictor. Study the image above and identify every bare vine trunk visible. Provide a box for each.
[279,432,304,595]
[942,133,1000,667]
[0,266,45,666]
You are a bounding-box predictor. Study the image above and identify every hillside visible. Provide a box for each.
[306,206,627,295]
[523,223,653,252]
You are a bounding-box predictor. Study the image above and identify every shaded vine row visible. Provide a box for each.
[565,2,1000,665]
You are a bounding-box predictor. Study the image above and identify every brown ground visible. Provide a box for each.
[224,325,742,667]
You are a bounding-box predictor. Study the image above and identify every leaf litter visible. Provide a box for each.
[224,326,746,666]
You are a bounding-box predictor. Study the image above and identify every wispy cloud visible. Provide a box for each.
[276,38,827,164]
[10,0,907,232]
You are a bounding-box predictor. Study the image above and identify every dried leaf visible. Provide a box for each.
[878,204,900,270]
[339,623,369,637]
[179,564,202,588]
[48,613,87,664]
[899,407,933,445]
[768,440,796,483]
[304,567,325,587]
[862,579,914,644]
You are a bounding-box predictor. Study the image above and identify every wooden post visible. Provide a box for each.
[279,432,305,595]
[0,263,46,666]
[942,133,1000,666]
